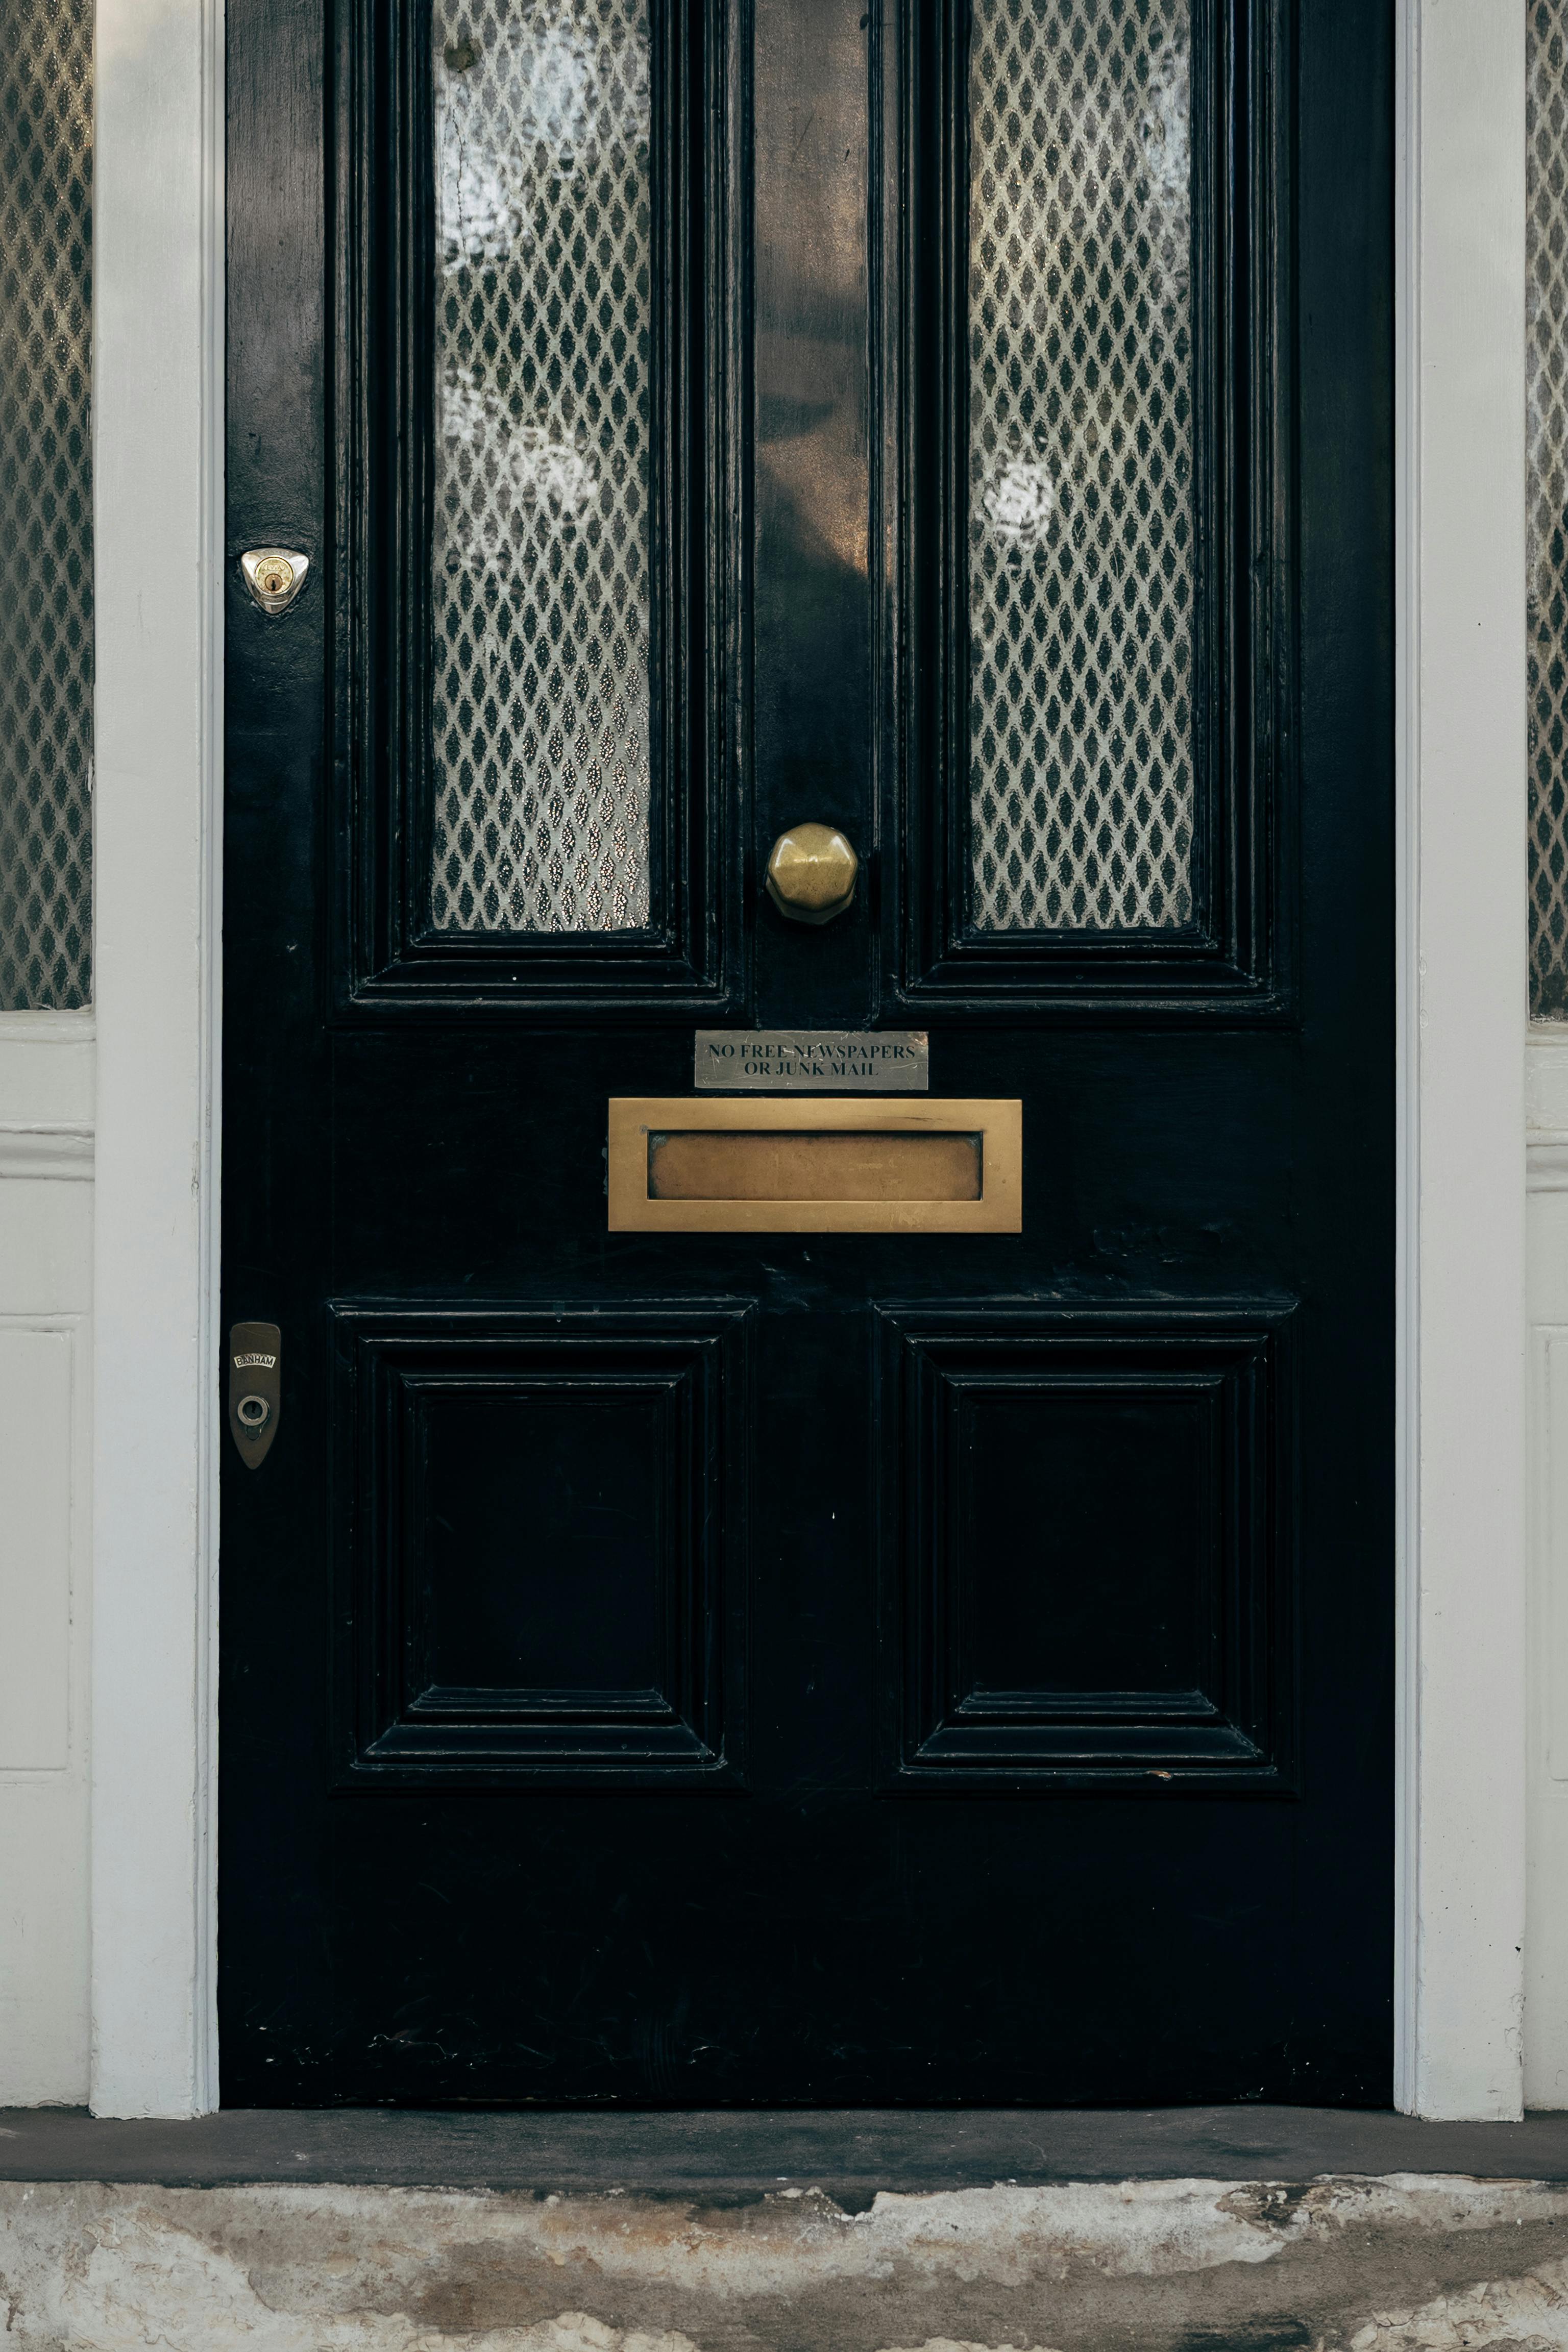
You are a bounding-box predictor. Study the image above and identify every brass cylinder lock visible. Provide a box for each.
[765,823,859,925]
[240,547,311,616]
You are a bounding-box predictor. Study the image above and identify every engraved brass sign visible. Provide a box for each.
[694,1029,928,1091]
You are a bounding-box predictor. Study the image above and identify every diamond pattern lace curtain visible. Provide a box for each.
[0,0,92,1008]
[1531,1,1568,1016]
[430,0,653,935]
[968,0,1194,933]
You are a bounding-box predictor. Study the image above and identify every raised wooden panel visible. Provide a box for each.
[876,1303,1296,1787]
[332,1304,751,1782]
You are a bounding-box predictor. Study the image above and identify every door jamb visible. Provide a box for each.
[86,0,1528,2117]
[1393,0,1528,2120]
[90,0,224,2117]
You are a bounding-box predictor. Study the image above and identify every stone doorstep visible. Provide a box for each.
[9,2118,1568,2352]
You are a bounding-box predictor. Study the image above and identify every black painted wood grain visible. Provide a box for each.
[219,0,1393,2105]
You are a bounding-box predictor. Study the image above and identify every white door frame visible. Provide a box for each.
[91,0,225,2117]
[1393,0,1528,2118]
[88,0,1529,2118]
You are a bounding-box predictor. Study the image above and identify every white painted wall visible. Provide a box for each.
[0,1014,94,2102]
[1525,1035,1568,2105]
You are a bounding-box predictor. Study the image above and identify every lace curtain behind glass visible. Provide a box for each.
[430,0,653,935]
[968,0,1194,934]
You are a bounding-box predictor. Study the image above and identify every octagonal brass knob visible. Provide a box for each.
[765,823,859,926]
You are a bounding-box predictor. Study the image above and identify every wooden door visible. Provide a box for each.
[220,0,1394,2102]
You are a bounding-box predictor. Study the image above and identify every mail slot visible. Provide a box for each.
[650,1129,983,1203]
[607,1098,1022,1233]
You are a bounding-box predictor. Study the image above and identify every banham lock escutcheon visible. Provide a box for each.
[228,1321,281,1467]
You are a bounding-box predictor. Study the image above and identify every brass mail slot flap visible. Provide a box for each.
[607,1098,1022,1233]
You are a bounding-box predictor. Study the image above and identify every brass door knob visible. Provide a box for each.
[765,823,859,925]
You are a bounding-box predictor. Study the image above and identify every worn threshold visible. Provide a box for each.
[4,2104,1568,2191]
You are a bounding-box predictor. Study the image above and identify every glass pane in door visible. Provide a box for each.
[430,0,652,933]
[968,0,1194,932]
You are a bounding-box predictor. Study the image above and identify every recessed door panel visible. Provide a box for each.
[878,1304,1294,1785]
[335,1306,748,1780]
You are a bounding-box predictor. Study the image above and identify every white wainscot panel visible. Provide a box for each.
[0,1328,72,1770]
[0,1075,92,2103]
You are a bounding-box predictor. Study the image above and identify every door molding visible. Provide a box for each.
[1394,0,1528,2120]
[91,0,225,2116]
[86,0,1527,2115]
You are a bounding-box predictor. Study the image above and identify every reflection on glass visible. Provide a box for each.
[430,0,652,934]
[968,0,1194,933]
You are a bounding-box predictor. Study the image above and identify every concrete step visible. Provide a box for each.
[7,2109,1568,2350]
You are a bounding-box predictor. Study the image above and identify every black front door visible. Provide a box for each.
[222,0,1393,2103]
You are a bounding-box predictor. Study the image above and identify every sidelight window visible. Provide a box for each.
[1531,0,1568,1016]
[0,0,92,1010]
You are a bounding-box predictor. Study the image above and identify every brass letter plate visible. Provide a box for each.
[607,1098,1021,1233]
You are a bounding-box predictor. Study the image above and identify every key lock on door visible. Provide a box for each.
[228,1322,281,1468]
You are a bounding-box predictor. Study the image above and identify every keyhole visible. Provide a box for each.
[236,1393,271,1435]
